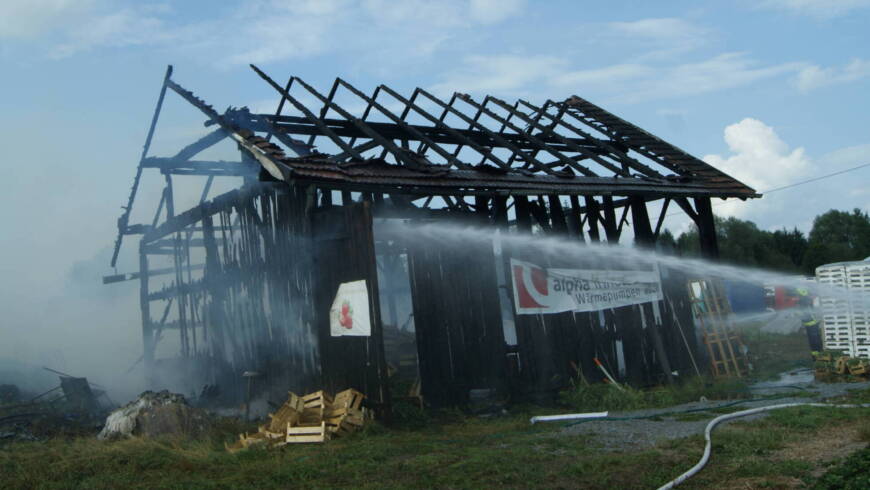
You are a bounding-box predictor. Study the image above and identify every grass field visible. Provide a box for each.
[2,384,869,489]
[2,326,865,489]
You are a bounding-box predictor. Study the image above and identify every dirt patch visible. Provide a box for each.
[772,423,868,476]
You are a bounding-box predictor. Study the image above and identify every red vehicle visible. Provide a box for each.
[764,282,814,310]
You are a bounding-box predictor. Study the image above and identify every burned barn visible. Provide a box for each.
[107,65,758,414]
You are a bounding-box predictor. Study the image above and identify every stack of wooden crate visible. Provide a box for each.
[226,388,367,452]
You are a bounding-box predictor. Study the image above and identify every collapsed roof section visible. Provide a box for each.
[111,65,757,266]
[169,65,757,198]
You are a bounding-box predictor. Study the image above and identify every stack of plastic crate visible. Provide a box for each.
[817,259,870,358]
[847,260,870,358]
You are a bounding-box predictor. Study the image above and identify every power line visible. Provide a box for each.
[665,161,870,217]
[760,161,870,194]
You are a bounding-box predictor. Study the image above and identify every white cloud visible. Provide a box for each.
[433,52,804,103]
[608,17,706,41]
[429,54,566,96]
[469,0,525,24]
[703,118,812,219]
[51,5,173,58]
[0,0,96,39]
[820,142,870,166]
[794,58,870,92]
[760,0,870,18]
[11,0,525,66]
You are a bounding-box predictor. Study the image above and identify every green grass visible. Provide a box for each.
[4,394,869,489]
[559,376,750,413]
[814,446,870,489]
[1,331,865,489]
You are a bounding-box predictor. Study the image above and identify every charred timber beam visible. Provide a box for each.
[653,198,671,238]
[336,78,470,170]
[142,184,279,244]
[600,196,620,242]
[171,129,227,161]
[147,280,205,302]
[139,242,155,371]
[112,65,173,268]
[142,157,259,176]
[519,99,666,180]
[380,85,509,168]
[487,97,628,178]
[103,263,205,284]
[456,94,576,176]
[629,196,655,247]
[694,197,719,259]
[413,89,552,170]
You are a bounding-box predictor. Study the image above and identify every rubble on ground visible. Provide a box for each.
[226,388,368,452]
[98,390,211,440]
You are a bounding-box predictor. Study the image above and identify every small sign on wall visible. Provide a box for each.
[329,280,371,337]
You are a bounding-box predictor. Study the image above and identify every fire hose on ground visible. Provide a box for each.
[656,402,870,489]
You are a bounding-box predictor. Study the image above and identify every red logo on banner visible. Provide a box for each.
[513,262,548,308]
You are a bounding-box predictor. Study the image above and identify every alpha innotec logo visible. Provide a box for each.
[510,258,664,315]
[512,259,551,310]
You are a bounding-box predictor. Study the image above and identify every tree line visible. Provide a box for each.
[657,208,870,275]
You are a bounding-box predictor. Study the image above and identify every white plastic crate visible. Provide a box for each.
[818,258,870,358]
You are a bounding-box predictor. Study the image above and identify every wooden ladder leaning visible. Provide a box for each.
[687,279,750,378]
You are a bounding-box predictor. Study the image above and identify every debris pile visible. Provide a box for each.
[813,351,870,380]
[226,388,367,452]
[98,390,211,440]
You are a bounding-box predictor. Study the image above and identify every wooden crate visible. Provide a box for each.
[267,391,304,433]
[300,390,333,425]
[285,421,329,444]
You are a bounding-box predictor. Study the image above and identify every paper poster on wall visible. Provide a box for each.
[510,258,663,315]
[330,280,371,337]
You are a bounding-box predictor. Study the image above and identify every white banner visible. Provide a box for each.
[510,259,663,315]
[329,280,371,337]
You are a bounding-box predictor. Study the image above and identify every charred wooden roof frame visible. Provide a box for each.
[111,65,757,268]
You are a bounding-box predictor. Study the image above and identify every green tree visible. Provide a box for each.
[802,209,870,273]
[672,217,798,272]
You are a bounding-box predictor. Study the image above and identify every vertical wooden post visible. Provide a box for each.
[567,195,583,240]
[601,196,620,243]
[492,195,508,228]
[629,196,655,247]
[547,195,568,234]
[584,196,601,243]
[694,197,720,259]
[139,241,155,377]
[514,196,532,233]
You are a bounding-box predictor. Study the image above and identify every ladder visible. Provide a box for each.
[687,279,750,378]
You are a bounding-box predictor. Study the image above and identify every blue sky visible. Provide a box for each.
[0,0,868,386]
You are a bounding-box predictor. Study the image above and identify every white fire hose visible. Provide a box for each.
[657,402,870,489]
